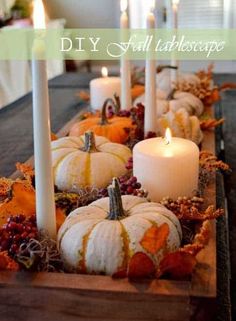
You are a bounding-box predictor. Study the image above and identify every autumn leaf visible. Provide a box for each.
[140,223,169,255]
[200,118,224,130]
[77,90,90,102]
[0,182,36,226]
[16,162,35,181]
[112,269,127,279]
[128,252,155,278]
[157,251,197,279]
[0,251,19,271]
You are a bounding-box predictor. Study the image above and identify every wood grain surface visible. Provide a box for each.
[191,110,216,299]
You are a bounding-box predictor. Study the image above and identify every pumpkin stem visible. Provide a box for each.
[101,99,115,125]
[114,94,121,113]
[156,65,178,73]
[82,131,98,153]
[167,89,176,101]
[101,96,121,125]
[107,178,126,220]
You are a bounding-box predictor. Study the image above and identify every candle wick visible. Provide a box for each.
[163,136,170,145]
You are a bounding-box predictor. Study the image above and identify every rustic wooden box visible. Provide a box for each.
[0,108,220,321]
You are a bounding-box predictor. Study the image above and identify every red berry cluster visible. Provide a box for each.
[145,131,157,139]
[119,176,141,195]
[130,103,144,121]
[98,174,146,198]
[107,103,157,144]
[126,157,133,170]
[107,105,131,118]
[117,110,131,117]
[98,188,109,198]
[130,103,145,141]
[0,215,38,257]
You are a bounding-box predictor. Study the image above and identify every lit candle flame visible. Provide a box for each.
[120,0,128,12]
[101,66,108,78]
[172,0,179,6]
[33,0,46,29]
[165,128,172,145]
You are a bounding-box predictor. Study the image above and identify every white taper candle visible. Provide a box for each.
[171,0,179,86]
[32,0,56,239]
[145,2,157,135]
[120,0,132,110]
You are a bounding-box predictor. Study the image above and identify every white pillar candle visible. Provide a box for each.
[90,67,121,111]
[32,0,56,239]
[145,1,157,135]
[120,0,132,110]
[171,0,179,86]
[133,129,199,202]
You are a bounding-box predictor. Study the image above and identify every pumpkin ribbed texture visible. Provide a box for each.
[51,134,131,192]
[58,194,182,276]
[135,89,204,118]
[157,108,203,145]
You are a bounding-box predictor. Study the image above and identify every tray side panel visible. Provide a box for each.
[0,273,191,321]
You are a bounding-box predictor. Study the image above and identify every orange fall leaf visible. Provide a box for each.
[157,251,197,279]
[128,252,156,279]
[140,223,170,254]
[16,162,35,181]
[0,180,66,230]
[77,90,90,102]
[0,181,36,226]
[200,118,224,130]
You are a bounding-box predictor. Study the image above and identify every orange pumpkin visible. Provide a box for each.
[69,99,135,144]
[131,84,145,100]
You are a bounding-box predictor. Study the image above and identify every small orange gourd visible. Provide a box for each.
[131,85,145,100]
[69,99,134,144]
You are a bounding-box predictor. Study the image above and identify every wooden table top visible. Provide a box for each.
[214,75,236,321]
[0,80,86,177]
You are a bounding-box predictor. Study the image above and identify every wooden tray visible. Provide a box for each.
[0,107,220,321]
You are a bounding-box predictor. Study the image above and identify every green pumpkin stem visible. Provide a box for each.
[101,98,114,125]
[107,178,125,220]
[100,95,121,125]
[167,89,176,101]
[82,131,98,153]
[113,94,121,113]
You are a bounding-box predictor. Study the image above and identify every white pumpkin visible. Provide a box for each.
[58,178,182,276]
[178,73,201,86]
[135,89,204,118]
[156,69,201,93]
[157,108,203,145]
[51,132,131,192]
